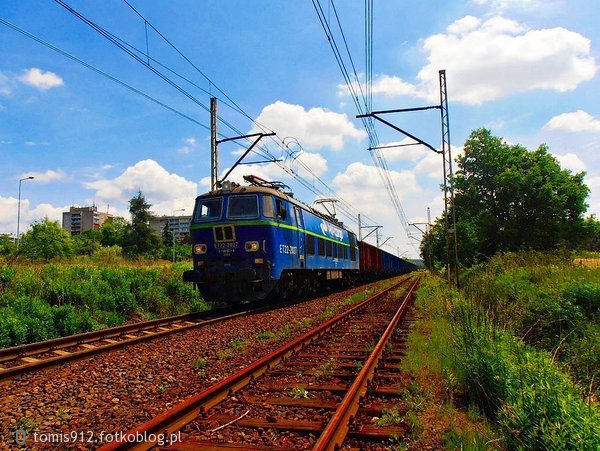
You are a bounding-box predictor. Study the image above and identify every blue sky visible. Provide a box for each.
[1,0,598,258]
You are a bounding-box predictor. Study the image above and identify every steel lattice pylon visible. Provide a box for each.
[439,70,459,288]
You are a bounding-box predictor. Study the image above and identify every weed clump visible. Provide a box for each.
[0,262,210,347]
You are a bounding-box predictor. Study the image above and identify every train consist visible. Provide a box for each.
[183,175,417,302]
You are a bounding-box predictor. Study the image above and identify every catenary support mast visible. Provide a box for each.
[439,70,459,288]
[210,97,218,191]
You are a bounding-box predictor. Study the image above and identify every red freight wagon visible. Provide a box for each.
[358,240,382,273]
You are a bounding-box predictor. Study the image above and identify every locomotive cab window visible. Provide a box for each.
[275,199,287,220]
[228,195,258,219]
[194,197,223,222]
[262,195,275,218]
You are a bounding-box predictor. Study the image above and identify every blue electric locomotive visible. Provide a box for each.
[183,176,360,302]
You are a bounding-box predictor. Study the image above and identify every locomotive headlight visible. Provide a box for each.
[244,241,259,252]
[194,244,207,254]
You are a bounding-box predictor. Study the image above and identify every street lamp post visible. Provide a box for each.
[16,176,34,252]
[172,208,185,263]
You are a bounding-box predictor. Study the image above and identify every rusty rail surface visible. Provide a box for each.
[0,309,251,381]
[314,277,419,450]
[100,275,416,451]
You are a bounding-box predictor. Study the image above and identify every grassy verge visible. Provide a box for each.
[397,275,499,449]
[0,261,208,347]
[405,265,599,449]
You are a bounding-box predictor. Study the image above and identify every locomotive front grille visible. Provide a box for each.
[213,225,235,242]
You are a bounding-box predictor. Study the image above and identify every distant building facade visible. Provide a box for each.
[150,215,192,241]
[62,206,113,235]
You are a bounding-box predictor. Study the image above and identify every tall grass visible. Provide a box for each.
[461,251,600,391]
[413,273,600,450]
[0,261,208,347]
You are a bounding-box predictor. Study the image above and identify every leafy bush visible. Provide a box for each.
[461,251,600,391]
[563,282,600,319]
[0,262,209,347]
[498,343,600,450]
[413,272,599,449]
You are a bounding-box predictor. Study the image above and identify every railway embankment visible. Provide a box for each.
[403,252,599,449]
[0,277,402,448]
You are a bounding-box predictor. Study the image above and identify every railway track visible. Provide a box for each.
[0,279,404,383]
[102,275,420,450]
[0,308,251,382]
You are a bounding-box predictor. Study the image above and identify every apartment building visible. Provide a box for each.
[62,206,112,235]
[149,215,192,241]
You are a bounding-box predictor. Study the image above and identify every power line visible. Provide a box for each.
[312,0,418,254]
[114,0,383,230]
[0,17,209,131]
[42,1,383,231]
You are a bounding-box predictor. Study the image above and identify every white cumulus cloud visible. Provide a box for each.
[332,162,421,220]
[338,75,417,98]
[376,138,431,163]
[544,110,600,132]
[19,68,64,91]
[349,16,597,105]
[0,195,66,235]
[21,169,68,183]
[220,151,328,188]
[552,153,587,173]
[250,101,366,151]
[416,16,597,104]
[84,159,197,216]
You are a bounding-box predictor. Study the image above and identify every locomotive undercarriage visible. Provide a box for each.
[186,268,359,304]
[273,269,357,300]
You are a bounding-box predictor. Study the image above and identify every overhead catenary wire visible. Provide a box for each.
[0,18,209,131]
[37,1,384,234]
[115,0,385,231]
[312,0,418,253]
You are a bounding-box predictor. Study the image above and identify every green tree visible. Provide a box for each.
[162,222,173,248]
[122,191,162,257]
[100,216,128,247]
[72,228,103,255]
[580,215,600,251]
[0,235,16,256]
[19,218,73,261]
[422,129,590,267]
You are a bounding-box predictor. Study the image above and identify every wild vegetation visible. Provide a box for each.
[2,191,190,263]
[0,191,202,348]
[413,129,599,448]
[0,261,208,348]
[406,257,599,449]
[421,128,598,268]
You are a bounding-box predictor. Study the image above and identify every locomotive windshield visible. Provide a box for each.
[227,195,258,219]
[194,197,223,222]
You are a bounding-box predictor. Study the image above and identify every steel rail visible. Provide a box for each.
[314,277,420,450]
[0,311,201,362]
[0,310,250,381]
[100,276,413,451]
